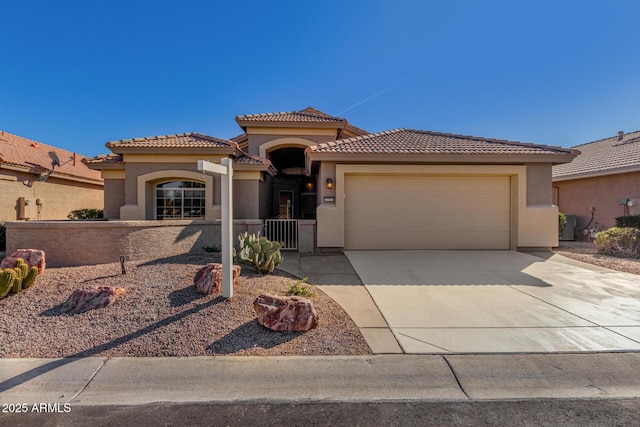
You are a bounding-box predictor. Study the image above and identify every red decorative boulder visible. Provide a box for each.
[194,263,241,295]
[253,294,319,332]
[1,249,46,273]
[60,286,126,315]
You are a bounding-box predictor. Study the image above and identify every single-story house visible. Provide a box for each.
[85,107,578,251]
[553,130,640,235]
[0,130,103,221]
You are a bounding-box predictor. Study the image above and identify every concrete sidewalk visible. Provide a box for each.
[2,353,640,405]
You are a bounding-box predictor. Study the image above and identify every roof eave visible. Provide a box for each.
[108,146,237,155]
[307,152,578,164]
[0,163,103,185]
[553,165,640,182]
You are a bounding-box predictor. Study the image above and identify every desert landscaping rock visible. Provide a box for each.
[60,286,126,315]
[0,253,369,357]
[194,263,241,295]
[253,294,319,332]
[1,248,46,273]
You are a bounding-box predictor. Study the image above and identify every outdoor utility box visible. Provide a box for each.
[559,214,577,241]
[18,197,37,220]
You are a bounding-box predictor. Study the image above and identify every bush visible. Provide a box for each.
[558,212,567,234]
[593,227,640,258]
[67,209,104,220]
[615,214,640,229]
[286,277,316,298]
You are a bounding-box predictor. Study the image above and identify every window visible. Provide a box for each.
[156,181,205,220]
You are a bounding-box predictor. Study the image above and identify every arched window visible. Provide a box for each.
[156,181,205,219]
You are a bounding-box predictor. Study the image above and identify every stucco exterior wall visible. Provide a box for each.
[316,163,558,250]
[234,180,260,219]
[246,132,336,157]
[0,170,103,221]
[103,179,125,219]
[553,171,640,232]
[526,163,553,205]
[107,161,263,221]
[5,219,265,267]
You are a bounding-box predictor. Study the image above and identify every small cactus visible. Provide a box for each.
[15,259,28,278]
[0,258,40,298]
[0,269,16,299]
[22,266,39,289]
[11,272,22,294]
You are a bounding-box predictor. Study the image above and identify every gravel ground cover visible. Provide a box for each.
[0,253,371,357]
[553,241,640,275]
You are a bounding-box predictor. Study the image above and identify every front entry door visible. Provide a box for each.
[278,191,294,218]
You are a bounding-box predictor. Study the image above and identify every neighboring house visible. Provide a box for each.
[86,107,578,251]
[0,130,103,221]
[553,130,640,236]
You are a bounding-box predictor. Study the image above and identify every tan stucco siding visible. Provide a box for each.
[0,170,103,221]
[526,163,553,205]
[316,164,558,250]
[553,171,640,231]
[234,180,260,219]
[103,179,125,219]
[247,133,337,157]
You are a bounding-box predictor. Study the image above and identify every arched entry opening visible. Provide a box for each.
[268,147,317,219]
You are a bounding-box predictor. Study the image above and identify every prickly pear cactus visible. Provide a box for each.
[233,231,284,274]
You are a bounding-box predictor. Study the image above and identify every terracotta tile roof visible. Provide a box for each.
[235,106,369,136]
[0,130,103,182]
[83,153,123,165]
[309,128,576,156]
[106,132,237,150]
[553,130,640,179]
[87,133,275,173]
[236,106,346,124]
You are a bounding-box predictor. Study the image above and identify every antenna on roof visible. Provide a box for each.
[40,151,61,182]
[49,151,61,168]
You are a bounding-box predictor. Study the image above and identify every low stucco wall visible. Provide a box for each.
[6,219,316,267]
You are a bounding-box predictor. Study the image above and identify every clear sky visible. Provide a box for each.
[2,0,640,157]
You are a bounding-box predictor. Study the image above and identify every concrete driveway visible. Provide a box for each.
[339,250,640,354]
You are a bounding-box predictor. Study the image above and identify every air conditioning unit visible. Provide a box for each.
[559,214,576,241]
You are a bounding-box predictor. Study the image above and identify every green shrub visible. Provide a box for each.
[593,227,640,258]
[615,214,640,229]
[558,212,567,234]
[286,277,316,298]
[68,209,104,220]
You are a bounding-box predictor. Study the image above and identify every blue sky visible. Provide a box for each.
[2,0,640,157]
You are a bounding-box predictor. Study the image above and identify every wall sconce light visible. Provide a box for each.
[326,178,334,189]
[306,181,314,191]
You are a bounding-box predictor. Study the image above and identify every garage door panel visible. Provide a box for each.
[345,175,510,250]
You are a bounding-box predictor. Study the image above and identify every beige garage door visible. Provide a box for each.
[344,174,510,250]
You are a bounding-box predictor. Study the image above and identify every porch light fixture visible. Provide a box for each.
[326,178,333,189]
[306,181,314,191]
